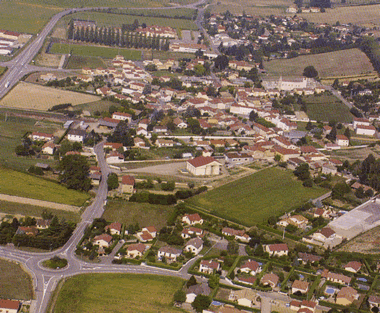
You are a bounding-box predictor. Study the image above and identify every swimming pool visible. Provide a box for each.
[325,287,336,295]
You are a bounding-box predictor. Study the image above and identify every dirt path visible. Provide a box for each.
[0,194,81,212]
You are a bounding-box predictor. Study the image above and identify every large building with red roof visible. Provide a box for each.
[186,156,222,176]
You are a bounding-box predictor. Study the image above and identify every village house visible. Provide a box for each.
[322,269,352,285]
[298,252,322,264]
[105,222,122,235]
[261,273,279,289]
[36,219,51,230]
[112,112,132,123]
[186,282,211,303]
[182,213,203,226]
[368,295,380,309]
[199,259,220,274]
[41,142,57,155]
[31,132,54,142]
[93,233,113,248]
[230,289,257,308]
[106,151,125,164]
[292,280,309,294]
[336,135,349,147]
[120,175,135,194]
[222,227,250,242]
[67,129,86,142]
[126,243,147,258]
[240,260,261,275]
[312,227,336,243]
[158,246,182,262]
[136,226,157,242]
[186,156,222,176]
[265,243,289,256]
[336,287,358,306]
[16,226,38,236]
[0,299,21,313]
[344,261,362,273]
[181,227,203,239]
[184,237,203,255]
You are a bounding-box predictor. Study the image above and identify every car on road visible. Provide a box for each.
[5,82,9,88]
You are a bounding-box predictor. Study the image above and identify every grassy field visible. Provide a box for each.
[66,55,107,69]
[76,99,121,114]
[0,167,90,206]
[102,199,174,230]
[0,67,7,76]
[51,273,184,313]
[211,0,293,16]
[0,258,34,300]
[50,43,142,60]
[0,82,100,111]
[301,94,354,123]
[187,167,326,226]
[264,49,375,79]
[0,200,80,222]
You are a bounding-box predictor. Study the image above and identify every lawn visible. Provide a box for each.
[50,43,142,60]
[0,67,6,76]
[0,200,80,222]
[66,55,107,69]
[0,258,34,300]
[102,199,174,230]
[301,94,354,123]
[0,167,90,206]
[187,167,326,226]
[0,82,100,111]
[51,273,184,313]
[264,49,375,79]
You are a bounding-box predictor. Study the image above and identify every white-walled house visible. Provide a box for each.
[158,246,182,262]
[184,237,203,255]
[186,156,222,176]
[67,129,87,142]
[336,135,349,147]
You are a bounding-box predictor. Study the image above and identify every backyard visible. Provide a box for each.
[51,273,184,313]
[187,167,326,226]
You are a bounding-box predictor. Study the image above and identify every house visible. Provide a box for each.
[300,300,317,312]
[41,142,57,155]
[344,261,362,273]
[216,305,244,313]
[298,252,322,264]
[36,219,51,230]
[222,227,250,242]
[67,129,87,142]
[355,124,376,136]
[15,226,38,236]
[105,222,122,235]
[186,156,222,176]
[120,175,135,193]
[126,243,147,258]
[104,142,123,151]
[353,117,371,129]
[368,295,380,309]
[312,227,336,242]
[265,243,289,256]
[173,117,187,128]
[336,287,358,306]
[186,282,211,303]
[240,260,261,275]
[106,151,125,163]
[336,135,349,147]
[31,132,54,141]
[224,152,253,164]
[184,237,203,255]
[0,299,20,313]
[93,233,113,248]
[112,112,132,123]
[182,213,203,225]
[199,259,220,274]
[292,280,309,294]
[232,289,257,308]
[261,273,279,289]
[156,139,175,147]
[322,269,352,285]
[137,226,157,242]
[158,246,182,262]
[181,227,203,239]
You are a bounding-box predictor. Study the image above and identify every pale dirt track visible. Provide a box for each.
[0,194,80,212]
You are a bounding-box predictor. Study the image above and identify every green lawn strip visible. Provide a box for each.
[280,267,295,292]
[227,256,241,279]
[0,258,34,300]
[187,167,326,226]
[0,168,89,206]
[50,43,141,60]
[307,275,320,300]
[0,200,80,222]
[52,273,185,313]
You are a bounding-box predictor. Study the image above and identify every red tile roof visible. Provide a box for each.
[0,299,20,310]
[268,243,288,252]
[122,175,135,185]
[187,156,219,168]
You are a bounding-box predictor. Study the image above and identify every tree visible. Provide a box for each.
[227,240,239,255]
[249,110,258,122]
[214,55,229,70]
[208,274,220,288]
[303,65,318,78]
[344,127,351,139]
[58,155,91,191]
[192,295,211,313]
[187,275,197,288]
[294,163,310,181]
[107,173,119,190]
[173,290,186,303]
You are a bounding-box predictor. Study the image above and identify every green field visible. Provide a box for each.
[0,200,80,222]
[66,55,107,69]
[187,167,326,225]
[264,49,375,79]
[0,258,34,300]
[301,94,354,123]
[51,274,184,313]
[102,199,174,230]
[0,67,7,76]
[50,43,142,60]
[0,168,90,206]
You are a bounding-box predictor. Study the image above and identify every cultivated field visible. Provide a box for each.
[0,82,100,111]
[0,167,90,206]
[338,225,380,254]
[301,94,353,123]
[102,200,175,230]
[0,258,34,300]
[51,274,184,313]
[210,0,293,16]
[66,55,107,69]
[264,49,375,79]
[187,167,326,226]
[50,43,142,60]
[330,146,380,162]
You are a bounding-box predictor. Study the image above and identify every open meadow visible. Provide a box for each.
[0,167,90,206]
[300,94,353,123]
[187,167,326,226]
[51,273,184,313]
[264,49,375,79]
[0,82,100,111]
[210,0,293,16]
[102,200,174,230]
[66,55,107,69]
[0,258,34,300]
[50,43,142,60]
[0,67,7,76]
[338,225,380,254]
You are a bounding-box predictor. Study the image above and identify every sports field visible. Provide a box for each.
[301,94,353,123]
[0,167,90,206]
[0,82,100,111]
[0,258,33,300]
[187,167,326,226]
[51,274,184,313]
[50,43,142,60]
[264,49,375,79]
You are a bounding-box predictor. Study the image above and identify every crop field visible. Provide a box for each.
[66,55,107,69]
[0,200,80,222]
[0,82,100,111]
[211,0,293,16]
[102,199,174,230]
[301,94,353,123]
[264,49,375,79]
[338,225,380,254]
[50,43,142,60]
[0,258,33,300]
[51,273,184,313]
[187,167,326,226]
[0,167,90,206]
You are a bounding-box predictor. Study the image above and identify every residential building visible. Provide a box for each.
[261,273,279,288]
[184,237,203,255]
[126,243,147,258]
[186,282,211,303]
[182,213,203,225]
[312,227,336,243]
[222,227,250,242]
[93,233,113,248]
[336,135,349,147]
[15,226,38,236]
[292,280,309,294]
[112,112,132,123]
[181,227,203,239]
[120,175,135,193]
[240,260,261,275]
[265,243,289,256]
[0,299,20,313]
[105,222,122,235]
[186,156,222,176]
[336,287,358,306]
[67,129,86,142]
[199,259,220,274]
[158,246,182,262]
[344,261,362,273]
